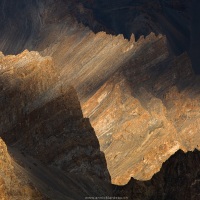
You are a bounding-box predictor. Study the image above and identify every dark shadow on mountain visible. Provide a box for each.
[119,32,200,111]
[0,67,112,198]
[73,0,200,74]
[0,0,200,73]
[113,149,200,200]
[0,83,111,182]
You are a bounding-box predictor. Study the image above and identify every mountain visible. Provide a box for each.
[71,0,200,73]
[0,0,200,199]
[0,138,46,200]
[114,149,200,200]
[0,50,112,199]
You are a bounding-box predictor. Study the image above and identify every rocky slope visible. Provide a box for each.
[1,133,200,200]
[0,0,200,191]
[114,149,200,200]
[0,138,46,200]
[82,37,200,184]
[0,50,110,182]
[73,0,200,73]
[0,136,113,200]
[0,50,113,199]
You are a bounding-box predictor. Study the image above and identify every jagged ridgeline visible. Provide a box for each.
[0,50,112,199]
[0,0,200,199]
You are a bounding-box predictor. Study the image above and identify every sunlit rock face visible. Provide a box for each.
[114,149,200,200]
[82,37,200,184]
[1,130,200,200]
[0,0,200,188]
[0,138,45,200]
[0,51,110,182]
[73,0,200,73]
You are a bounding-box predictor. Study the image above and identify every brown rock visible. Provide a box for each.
[0,50,110,182]
[114,149,200,200]
[0,0,200,189]
[0,138,45,200]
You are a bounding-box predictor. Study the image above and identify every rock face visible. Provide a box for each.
[114,149,200,200]
[0,50,110,182]
[1,130,200,200]
[74,0,200,73]
[1,0,199,73]
[0,138,45,200]
[82,36,200,184]
[0,0,200,193]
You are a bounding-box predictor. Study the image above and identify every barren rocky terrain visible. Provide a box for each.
[0,0,200,199]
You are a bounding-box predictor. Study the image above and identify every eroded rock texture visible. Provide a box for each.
[0,138,45,200]
[0,50,110,182]
[82,36,200,184]
[114,149,200,200]
[0,0,200,190]
[74,0,200,73]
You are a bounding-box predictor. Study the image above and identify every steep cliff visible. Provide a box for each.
[82,36,200,184]
[0,0,200,195]
[114,149,200,200]
[0,138,46,200]
[72,0,200,73]
[0,50,112,199]
[0,50,110,182]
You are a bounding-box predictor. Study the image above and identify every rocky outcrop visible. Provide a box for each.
[0,50,110,182]
[0,138,45,200]
[82,34,200,184]
[0,0,200,189]
[70,0,200,73]
[114,149,200,200]
[0,50,113,199]
[1,132,200,200]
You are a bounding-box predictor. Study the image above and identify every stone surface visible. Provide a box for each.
[2,132,200,200]
[73,0,200,73]
[0,138,46,200]
[114,149,200,200]
[0,50,114,199]
[0,0,200,191]
[82,37,200,184]
[0,50,110,182]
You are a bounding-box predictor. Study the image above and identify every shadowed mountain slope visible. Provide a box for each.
[0,50,112,199]
[73,0,200,73]
[0,45,199,199]
[0,50,110,183]
[114,149,200,200]
[1,135,200,199]
[0,138,47,200]
[0,0,200,190]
